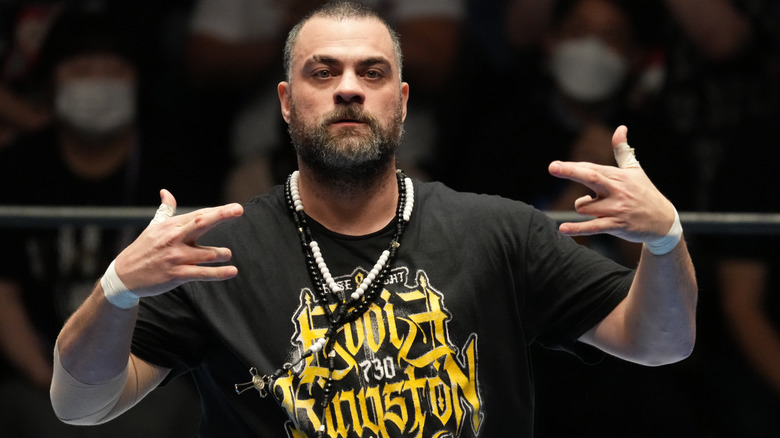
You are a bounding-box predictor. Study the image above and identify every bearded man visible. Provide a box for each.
[51,2,697,437]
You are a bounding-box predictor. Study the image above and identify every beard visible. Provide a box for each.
[287,97,404,191]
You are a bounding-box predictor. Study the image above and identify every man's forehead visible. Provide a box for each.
[293,16,396,66]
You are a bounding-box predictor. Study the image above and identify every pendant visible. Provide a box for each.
[234,367,271,397]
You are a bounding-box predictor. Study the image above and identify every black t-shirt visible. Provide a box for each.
[132,181,634,437]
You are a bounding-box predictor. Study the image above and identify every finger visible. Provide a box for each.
[573,194,596,211]
[549,161,612,196]
[150,189,178,225]
[612,125,640,169]
[176,203,244,242]
[172,202,244,227]
[559,216,617,236]
[179,245,234,266]
[149,264,239,293]
[172,265,239,283]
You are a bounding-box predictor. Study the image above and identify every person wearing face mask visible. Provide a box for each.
[504,1,704,435]
[547,32,629,104]
[0,7,203,437]
[54,65,137,139]
[437,0,652,258]
[532,0,647,213]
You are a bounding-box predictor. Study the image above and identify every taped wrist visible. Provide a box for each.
[101,260,139,309]
[645,208,683,255]
[50,343,128,425]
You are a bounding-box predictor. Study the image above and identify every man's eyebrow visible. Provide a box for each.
[306,55,392,71]
[357,57,392,70]
[309,55,340,67]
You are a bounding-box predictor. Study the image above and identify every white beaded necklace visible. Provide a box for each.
[289,170,414,304]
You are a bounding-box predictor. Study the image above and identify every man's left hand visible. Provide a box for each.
[548,125,677,244]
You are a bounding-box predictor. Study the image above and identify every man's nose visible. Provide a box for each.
[333,71,365,105]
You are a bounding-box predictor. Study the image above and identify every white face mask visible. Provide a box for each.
[55,78,136,135]
[549,36,628,103]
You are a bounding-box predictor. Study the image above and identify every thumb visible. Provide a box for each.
[159,188,177,209]
[150,189,177,225]
[612,125,640,169]
[612,124,628,147]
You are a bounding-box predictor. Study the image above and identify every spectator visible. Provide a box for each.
[641,3,780,433]
[492,0,780,435]
[0,6,202,437]
[437,0,658,263]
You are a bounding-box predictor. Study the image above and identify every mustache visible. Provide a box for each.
[322,105,375,125]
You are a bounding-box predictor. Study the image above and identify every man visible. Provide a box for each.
[51,2,697,437]
[186,0,463,202]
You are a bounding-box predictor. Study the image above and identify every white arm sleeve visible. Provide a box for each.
[50,341,170,425]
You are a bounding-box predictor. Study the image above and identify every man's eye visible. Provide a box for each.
[314,70,331,79]
[365,70,383,79]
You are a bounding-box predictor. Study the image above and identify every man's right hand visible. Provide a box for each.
[112,189,244,297]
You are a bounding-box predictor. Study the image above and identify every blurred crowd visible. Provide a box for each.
[0,0,778,436]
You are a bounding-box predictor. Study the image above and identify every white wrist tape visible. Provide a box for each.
[101,260,139,309]
[645,208,683,255]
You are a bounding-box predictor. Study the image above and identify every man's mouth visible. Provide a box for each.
[331,118,364,125]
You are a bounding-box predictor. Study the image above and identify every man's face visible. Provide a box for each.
[278,16,409,180]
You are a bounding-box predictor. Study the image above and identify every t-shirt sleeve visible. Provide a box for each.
[131,285,210,380]
[521,209,634,355]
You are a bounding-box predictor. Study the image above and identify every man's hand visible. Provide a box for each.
[112,189,244,297]
[548,125,677,244]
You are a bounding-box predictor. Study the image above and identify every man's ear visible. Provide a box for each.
[278,81,291,123]
[400,82,409,122]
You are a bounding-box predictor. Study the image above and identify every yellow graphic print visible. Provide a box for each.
[274,267,484,437]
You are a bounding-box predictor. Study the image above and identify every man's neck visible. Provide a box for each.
[296,163,399,236]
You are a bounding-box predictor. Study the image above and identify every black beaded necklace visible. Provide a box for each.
[235,169,414,437]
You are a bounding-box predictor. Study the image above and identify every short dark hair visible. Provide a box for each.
[283,1,403,82]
